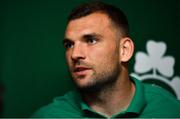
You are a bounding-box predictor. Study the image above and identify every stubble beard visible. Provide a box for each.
[76,62,120,95]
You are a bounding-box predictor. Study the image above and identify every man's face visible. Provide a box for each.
[64,12,121,92]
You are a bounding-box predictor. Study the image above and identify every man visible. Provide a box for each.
[32,1,180,118]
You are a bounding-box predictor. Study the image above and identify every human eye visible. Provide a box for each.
[86,36,98,44]
[63,40,74,49]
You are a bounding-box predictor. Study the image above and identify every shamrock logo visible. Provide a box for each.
[131,40,180,99]
[134,40,174,78]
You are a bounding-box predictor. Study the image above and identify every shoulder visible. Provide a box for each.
[142,83,180,117]
[31,91,83,118]
[144,83,178,102]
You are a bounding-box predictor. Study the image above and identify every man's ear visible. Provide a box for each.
[119,37,134,62]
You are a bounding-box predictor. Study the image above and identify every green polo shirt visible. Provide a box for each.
[32,77,180,118]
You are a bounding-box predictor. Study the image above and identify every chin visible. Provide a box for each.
[75,80,92,89]
[76,80,103,94]
[73,75,92,86]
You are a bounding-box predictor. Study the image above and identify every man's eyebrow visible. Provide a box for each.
[62,38,71,44]
[83,33,103,39]
[62,33,102,44]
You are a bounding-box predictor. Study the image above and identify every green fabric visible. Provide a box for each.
[32,77,180,118]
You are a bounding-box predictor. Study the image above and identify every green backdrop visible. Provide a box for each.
[1,0,180,117]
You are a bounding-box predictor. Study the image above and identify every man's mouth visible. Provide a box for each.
[73,67,91,75]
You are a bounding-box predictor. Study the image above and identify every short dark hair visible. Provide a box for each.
[67,1,129,36]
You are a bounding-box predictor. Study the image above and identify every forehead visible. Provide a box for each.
[65,12,115,38]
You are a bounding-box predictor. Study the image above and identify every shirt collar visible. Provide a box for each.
[123,77,147,114]
[77,76,147,117]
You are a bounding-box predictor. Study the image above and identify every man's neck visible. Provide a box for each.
[82,74,135,117]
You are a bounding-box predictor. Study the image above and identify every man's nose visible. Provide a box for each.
[71,44,86,61]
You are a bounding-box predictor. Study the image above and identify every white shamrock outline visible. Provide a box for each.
[131,40,180,99]
[134,40,175,78]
